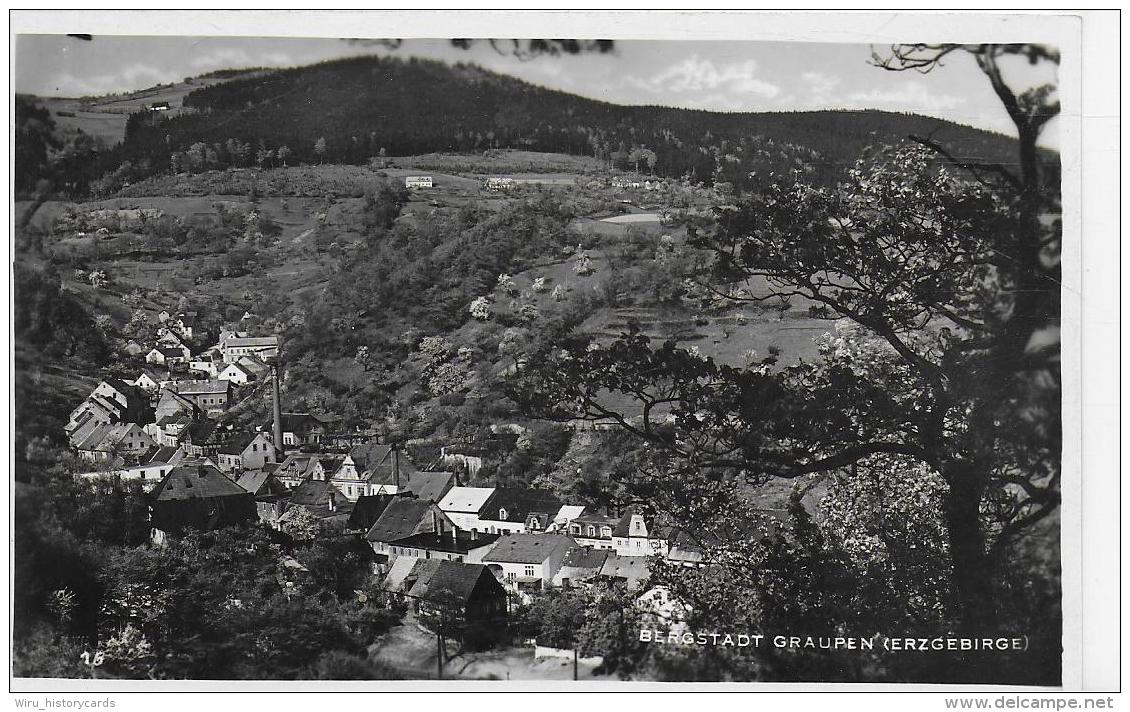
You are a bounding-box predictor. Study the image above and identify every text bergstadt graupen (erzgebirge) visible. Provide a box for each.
[637,631,1029,652]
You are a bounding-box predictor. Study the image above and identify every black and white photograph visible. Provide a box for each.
[7,9,1117,699]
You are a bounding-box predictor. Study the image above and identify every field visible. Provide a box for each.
[39,69,267,146]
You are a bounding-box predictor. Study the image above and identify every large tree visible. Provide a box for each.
[514,42,1061,645]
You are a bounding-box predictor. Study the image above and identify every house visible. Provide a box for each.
[168,311,197,339]
[598,552,652,589]
[387,529,500,565]
[153,389,201,423]
[178,420,225,458]
[345,493,403,536]
[474,488,563,535]
[612,509,670,558]
[156,329,189,351]
[219,328,249,345]
[386,559,507,646]
[234,467,286,497]
[273,452,336,488]
[333,442,417,499]
[481,533,576,596]
[405,175,433,189]
[148,101,170,111]
[216,431,276,473]
[236,353,271,378]
[365,498,453,559]
[567,513,621,550]
[552,505,587,532]
[147,346,188,366]
[189,353,221,378]
[552,546,610,587]
[133,369,164,393]
[265,412,330,449]
[217,361,255,385]
[87,378,151,422]
[75,423,156,462]
[174,379,232,413]
[157,310,171,323]
[404,471,456,504]
[437,486,496,532]
[149,464,257,544]
[221,335,279,364]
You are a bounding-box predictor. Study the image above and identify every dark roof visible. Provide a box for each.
[572,513,621,527]
[405,559,495,607]
[479,488,562,523]
[391,530,500,555]
[561,546,610,571]
[152,464,246,501]
[483,533,574,565]
[143,445,181,465]
[288,479,340,507]
[180,420,220,444]
[365,498,439,543]
[218,431,264,455]
[274,413,325,435]
[235,469,272,494]
[599,553,652,585]
[346,494,401,532]
[100,377,148,404]
[157,346,185,358]
[348,442,419,486]
[405,471,456,503]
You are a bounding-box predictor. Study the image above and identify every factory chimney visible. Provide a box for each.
[392,444,401,490]
[271,361,284,458]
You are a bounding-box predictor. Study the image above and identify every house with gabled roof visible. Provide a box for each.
[149,463,257,544]
[475,488,563,535]
[216,431,276,473]
[261,412,329,449]
[481,532,576,594]
[612,508,670,558]
[404,471,456,504]
[365,498,453,559]
[437,486,496,533]
[598,552,652,589]
[174,379,231,413]
[390,559,507,645]
[386,529,501,565]
[273,452,327,488]
[133,369,165,393]
[217,361,255,385]
[345,493,403,535]
[178,420,225,457]
[567,512,622,550]
[147,346,188,366]
[333,442,417,499]
[221,335,278,364]
[76,423,155,463]
[552,546,610,587]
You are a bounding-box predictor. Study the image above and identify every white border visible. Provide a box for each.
[4,8,1114,701]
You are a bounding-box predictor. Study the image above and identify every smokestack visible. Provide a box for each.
[271,363,283,458]
[392,445,400,490]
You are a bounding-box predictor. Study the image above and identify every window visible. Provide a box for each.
[507,572,516,581]
[524,565,535,577]
[587,526,595,537]
[601,526,612,537]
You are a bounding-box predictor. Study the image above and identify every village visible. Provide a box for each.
[63,298,700,673]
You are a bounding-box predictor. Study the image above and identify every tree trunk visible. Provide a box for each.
[942,465,996,631]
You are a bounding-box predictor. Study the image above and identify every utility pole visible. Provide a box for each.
[573,645,578,681]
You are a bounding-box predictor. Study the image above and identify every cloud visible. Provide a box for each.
[47,64,175,96]
[846,80,966,112]
[801,70,840,101]
[624,55,781,100]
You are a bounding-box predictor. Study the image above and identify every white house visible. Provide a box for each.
[438,486,496,532]
[405,176,433,190]
[217,361,255,385]
[216,431,277,473]
[481,533,576,595]
[222,336,279,364]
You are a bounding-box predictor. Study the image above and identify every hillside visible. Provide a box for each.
[82,55,1020,194]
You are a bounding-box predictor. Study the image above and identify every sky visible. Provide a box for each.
[13,35,1060,147]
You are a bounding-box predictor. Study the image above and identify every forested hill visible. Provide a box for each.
[108,54,1019,189]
